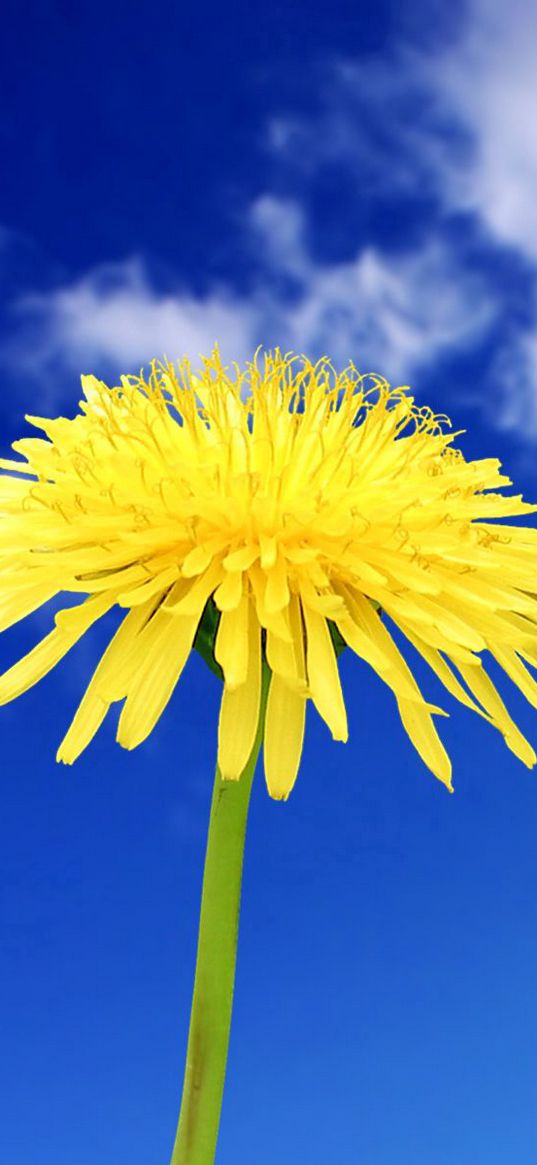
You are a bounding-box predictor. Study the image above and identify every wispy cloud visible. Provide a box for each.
[431,0,537,256]
[2,207,495,400]
[263,0,537,432]
[266,1,537,261]
[249,196,495,378]
[4,257,255,379]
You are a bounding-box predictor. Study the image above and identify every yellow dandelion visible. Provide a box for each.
[1,347,537,800]
[6,345,537,1165]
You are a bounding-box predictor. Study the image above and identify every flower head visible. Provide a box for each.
[1,348,537,797]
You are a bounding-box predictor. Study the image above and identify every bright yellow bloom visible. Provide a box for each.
[1,348,537,797]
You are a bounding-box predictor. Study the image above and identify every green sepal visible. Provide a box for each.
[195,597,379,676]
[328,619,348,657]
[194,598,223,681]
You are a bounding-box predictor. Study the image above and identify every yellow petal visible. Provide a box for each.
[265,627,307,692]
[69,563,149,593]
[57,599,160,762]
[214,592,250,688]
[384,592,487,653]
[397,697,453,790]
[217,602,262,779]
[116,606,200,749]
[264,673,306,800]
[0,580,59,633]
[342,588,444,710]
[0,592,114,705]
[57,689,108,765]
[401,628,487,719]
[335,592,390,673]
[301,597,348,741]
[248,562,293,639]
[223,544,259,571]
[287,591,307,684]
[457,660,536,767]
[493,647,537,710]
[118,563,180,606]
[300,577,345,618]
[213,568,244,611]
[165,561,222,615]
[264,555,290,613]
[337,592,451,785]
[182,543,215,577]
[96,593,165,701]
[259,534,277,569]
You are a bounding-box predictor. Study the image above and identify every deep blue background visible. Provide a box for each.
[2,2,537,1163]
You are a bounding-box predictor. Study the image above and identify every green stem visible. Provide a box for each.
[170,666,270,1165]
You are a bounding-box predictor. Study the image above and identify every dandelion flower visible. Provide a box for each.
[2,348,537,799]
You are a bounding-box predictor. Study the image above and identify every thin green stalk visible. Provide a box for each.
[170,666,270,1165]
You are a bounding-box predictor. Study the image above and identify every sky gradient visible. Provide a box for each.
[2,2,537,1163]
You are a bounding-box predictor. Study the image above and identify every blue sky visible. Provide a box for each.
[2,1,537,1163]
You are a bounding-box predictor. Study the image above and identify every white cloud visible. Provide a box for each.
[266,2,537,262]
[432,0,537,256]
[265,56,455,205]
[250,196,495,378]
[249,196,306,277]
[489,332,537,436]
[262,2,537,432]
[2,204,495,403]
[7,257,256,378]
